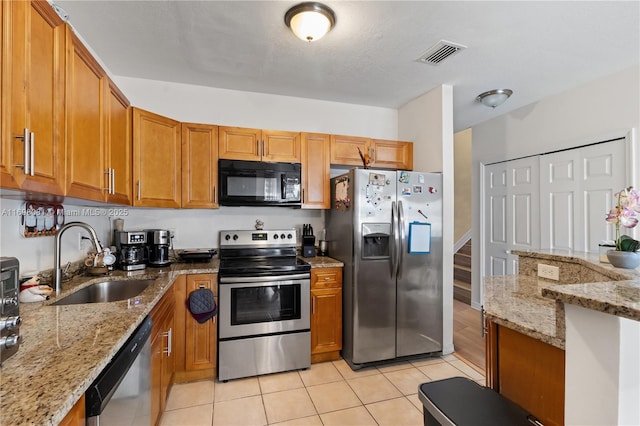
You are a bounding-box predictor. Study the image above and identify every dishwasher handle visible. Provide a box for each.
[85,316,153,418]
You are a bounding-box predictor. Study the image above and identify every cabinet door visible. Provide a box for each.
[218,126,261,161]
[371,139,413,170]
[132,108,181,207]
[184,274,218,372]
[150,284,175,424]
[59,395,85,426]
[105,79,131,205]
[311,287,342,354]
[65,28,106,201]
[301,133,330,209]
[150,327,162,426]
[3,0,65,193]
[181,123,219,208]
[262,130,300,163]
[330,135,371,167]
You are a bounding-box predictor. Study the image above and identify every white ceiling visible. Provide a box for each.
[55,1,640,132]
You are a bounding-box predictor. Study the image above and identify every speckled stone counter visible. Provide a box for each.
[1,255,343,425]
[483,250,640,350]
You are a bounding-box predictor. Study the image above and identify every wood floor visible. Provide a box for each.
[452,299,485,372]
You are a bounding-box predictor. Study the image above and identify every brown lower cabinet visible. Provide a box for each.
[150,284,175,426]
[173,273,218,383]
[59,394,85,426]
[310,267,343,363]
[485,321,565,426]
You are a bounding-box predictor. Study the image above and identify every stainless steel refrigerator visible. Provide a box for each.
[326,168,443,368]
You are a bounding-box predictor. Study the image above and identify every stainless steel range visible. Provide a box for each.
[218,229,311,381]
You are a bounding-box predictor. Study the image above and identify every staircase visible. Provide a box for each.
[454,239,472,305]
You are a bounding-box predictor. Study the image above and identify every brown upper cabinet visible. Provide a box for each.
[105,79,132,205]
[65,27,107,201]
[132,108,181,208]
[1,0,66,194]
[301,133,331,209]
[219,126,301,163]
[330,135,413,170]
[181,123,219,209]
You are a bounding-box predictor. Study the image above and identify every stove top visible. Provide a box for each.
[218,229,310,277]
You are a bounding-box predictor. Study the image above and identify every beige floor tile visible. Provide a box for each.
[320,406,378,426]
[214,376,261,402]
[332,359,379,380]
[418,361,469,381]
[165,379,215,410]
[306,380,362,414]
[298,361,343,387]
[160,404,213,426]
[269,415,323,426]
[476,378,487,386]
[376,360,415,373]
[410,357,446,368]
[406,393,423,411]
[382,367,430,396]
[346,373,402,404]
[447,359,485,381]
[262,388,317,424]
[366,396,423,426]
[441,354,458,362]
[258,370,304,394]
[212,395,266,426]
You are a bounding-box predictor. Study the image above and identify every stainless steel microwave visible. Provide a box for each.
[218,160,301,207]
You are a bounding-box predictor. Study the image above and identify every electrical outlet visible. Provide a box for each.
[538,263,560,281]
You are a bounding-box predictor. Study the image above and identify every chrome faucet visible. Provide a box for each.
[54,222,103,295]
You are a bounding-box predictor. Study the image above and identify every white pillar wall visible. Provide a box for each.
[564,304,640,425]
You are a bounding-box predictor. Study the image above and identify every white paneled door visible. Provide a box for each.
[540,139,625,252]
[483,157,540,277]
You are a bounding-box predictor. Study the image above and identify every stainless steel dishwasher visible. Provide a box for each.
[85,316,152,425]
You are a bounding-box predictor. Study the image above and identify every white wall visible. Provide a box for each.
[454,128,472,244]
[471,65,640,308]
[398,85,455,354]
[0,78,401,275]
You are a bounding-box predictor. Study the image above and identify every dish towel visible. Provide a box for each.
[187,288,217,323]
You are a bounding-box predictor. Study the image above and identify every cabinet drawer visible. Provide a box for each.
[311,268,342,289]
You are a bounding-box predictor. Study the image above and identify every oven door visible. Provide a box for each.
[219,274,310,339]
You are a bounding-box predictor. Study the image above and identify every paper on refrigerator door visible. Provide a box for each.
[408,222,431,254]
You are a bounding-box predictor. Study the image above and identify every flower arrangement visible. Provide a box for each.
[605,186,640,251]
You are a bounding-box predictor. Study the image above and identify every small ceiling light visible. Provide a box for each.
[285,2,336,42]
[476,89,513,108]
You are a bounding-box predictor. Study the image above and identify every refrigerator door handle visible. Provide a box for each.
[391,201,398,279]
[397,200,406,279]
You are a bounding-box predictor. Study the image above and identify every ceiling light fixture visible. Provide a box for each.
[476,89,513,108]
[285,2,336,43]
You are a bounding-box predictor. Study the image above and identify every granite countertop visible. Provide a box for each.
[483,249,640,350]
[1,254,343,425]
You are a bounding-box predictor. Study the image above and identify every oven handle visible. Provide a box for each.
[219,273,310,284]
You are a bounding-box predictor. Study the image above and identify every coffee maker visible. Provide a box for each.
[114,231,147,271]
[145,229,171,267]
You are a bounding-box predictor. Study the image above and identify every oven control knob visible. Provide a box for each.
[280,233,286,239]
[287,233,293,239]
[0,316,22,331]
[274,234,278,239]
[224,234,231,241]
[0,334,20,350]
[233,234,238,241]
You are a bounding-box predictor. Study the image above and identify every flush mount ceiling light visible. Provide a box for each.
[285,2,336,42]
[476,89,513,108]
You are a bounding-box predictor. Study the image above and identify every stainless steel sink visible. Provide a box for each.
[51,279,155,305]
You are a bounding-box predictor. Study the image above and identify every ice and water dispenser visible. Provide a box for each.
[362,224,390,259]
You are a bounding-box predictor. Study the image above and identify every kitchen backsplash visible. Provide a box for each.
[0,198,324,275]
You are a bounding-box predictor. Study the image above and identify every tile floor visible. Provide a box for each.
[160,354,485,426]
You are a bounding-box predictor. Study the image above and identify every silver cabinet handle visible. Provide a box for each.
[213,186,216,203]
[15,129,30,174]
[312,296,315,315]
[262,139,266,157]
[111,169,115,194]
[29,132,34,176]
[104,169,111,192]
[163,328,172,356]
[137,180,141,200]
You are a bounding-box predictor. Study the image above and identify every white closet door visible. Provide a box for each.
[484,163,511,276]
[540,139,625,252]
[483,157,539,276]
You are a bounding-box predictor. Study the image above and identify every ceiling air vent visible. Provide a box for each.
[417,40,466,65]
